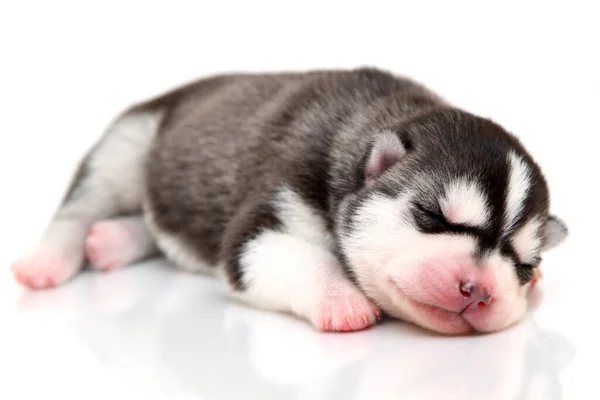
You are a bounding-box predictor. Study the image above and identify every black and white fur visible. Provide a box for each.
[11,68,568,334]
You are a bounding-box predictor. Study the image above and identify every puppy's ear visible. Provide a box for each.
[542,215,568,251]
[365,130,409,183]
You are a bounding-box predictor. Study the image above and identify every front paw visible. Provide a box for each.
[311,286,381,332]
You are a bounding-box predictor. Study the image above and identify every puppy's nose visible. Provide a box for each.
[460,281,492,309]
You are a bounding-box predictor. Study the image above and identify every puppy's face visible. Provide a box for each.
[337,110,567,334]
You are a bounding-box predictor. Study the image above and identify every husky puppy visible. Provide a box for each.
[11,68,568,334]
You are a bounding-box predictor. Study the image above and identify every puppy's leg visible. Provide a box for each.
[85,215,159,272]
[11,107,163,289]
[222,197,381,332]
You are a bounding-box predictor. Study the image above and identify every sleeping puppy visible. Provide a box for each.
[11,67,568,334]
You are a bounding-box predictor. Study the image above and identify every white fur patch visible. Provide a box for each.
[341,192,415,293]
[234,186,369,326]
[505,152,531,232]
[440,179,490,227]
[343,193,412,264]
[236,224,381,332]
[60,109,163,219]
[511,218,542,263]
[274,187,335,250]
[237,231,338,314]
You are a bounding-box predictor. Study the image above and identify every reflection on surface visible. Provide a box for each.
[12,261,575,400]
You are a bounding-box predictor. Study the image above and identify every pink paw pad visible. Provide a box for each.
[85,222,135,272]
[11,251,74,290]
[312,289,381,332]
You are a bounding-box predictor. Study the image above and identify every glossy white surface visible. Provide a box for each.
[0,251,594,399]
[1,2,598,399]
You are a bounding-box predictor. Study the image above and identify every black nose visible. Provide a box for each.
[460,281,492,310]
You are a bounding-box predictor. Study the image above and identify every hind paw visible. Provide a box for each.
[85,221,136,271]
[11,250,79,289]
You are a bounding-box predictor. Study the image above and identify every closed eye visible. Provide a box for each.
[413,202,484,236]
[414,203,451,232]
[415,203,444,220]
[516,262,535,270]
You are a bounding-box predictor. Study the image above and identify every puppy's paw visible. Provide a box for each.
[311,286,381,332]
[11,249,79,289]
[85,221,136,272]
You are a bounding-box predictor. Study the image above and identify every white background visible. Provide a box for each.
[0,1,598,399]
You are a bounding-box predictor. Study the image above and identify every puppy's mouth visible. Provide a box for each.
[409,300,474,334]
[387,279,474,334]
